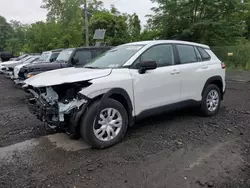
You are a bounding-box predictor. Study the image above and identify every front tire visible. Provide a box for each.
[80,99,128,149]
[201,84,221,117]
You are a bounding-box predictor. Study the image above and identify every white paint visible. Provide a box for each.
[24,67,112,87]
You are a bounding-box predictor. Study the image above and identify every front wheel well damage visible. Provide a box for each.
[71,88,134,138]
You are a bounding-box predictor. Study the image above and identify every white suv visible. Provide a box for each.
[24,40,226,148]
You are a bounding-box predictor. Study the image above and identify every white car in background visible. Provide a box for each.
[38,50,62,63]
[0,56,35,76]
[13,56,40,79]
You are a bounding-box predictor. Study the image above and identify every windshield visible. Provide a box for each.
[39,52,50,61]
[84,45,144,69]
[56,49,74,62]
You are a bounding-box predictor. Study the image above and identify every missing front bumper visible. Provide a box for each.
[26,95,89,130]
[26,97,61,126]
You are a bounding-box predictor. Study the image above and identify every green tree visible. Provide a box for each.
[148,0,249,46]
[128,13,141,42]
[0,16,13,51]
[89,8,130,46]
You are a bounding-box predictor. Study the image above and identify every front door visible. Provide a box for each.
[129,44,181,116]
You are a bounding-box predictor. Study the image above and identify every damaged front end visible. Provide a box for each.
[26,81,92,133]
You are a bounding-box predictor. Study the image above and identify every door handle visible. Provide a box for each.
[201,66,208,69]
[171,69,180,75]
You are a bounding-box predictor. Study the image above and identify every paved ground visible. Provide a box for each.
[226,70,250,82]
[1,73,250,188]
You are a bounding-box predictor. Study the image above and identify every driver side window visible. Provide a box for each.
[134,44,175,69]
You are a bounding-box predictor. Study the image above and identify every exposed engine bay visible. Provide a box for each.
[26,81,92,131]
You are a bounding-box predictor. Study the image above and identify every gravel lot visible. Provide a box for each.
[1,73,250,188]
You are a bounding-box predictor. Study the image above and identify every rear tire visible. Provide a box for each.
[201,84,221,117]
[80,99,128,149]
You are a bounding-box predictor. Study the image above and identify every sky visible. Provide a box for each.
[0,0,155,26]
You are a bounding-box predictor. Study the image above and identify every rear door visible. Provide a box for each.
[175,44,212,101]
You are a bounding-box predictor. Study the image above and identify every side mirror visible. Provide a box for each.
[71,57,79,65]
[139,61,157,74]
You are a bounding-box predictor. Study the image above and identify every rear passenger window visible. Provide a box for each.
[177,45,197,64]
[198,47,211,61]
[74,50,92,65]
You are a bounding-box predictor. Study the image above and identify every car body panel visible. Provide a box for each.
[24,67,113,87]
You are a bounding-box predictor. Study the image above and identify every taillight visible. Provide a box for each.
[221,62,226,69]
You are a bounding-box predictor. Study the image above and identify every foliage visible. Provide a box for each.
[0,0,143,53]
[89,10,130,45]
[0,16,13,51]
[212,45,250,69]
[148,0,250,46]
[2,0,250,65]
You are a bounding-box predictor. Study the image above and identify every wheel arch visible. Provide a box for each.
[98,88,134,127]
[202,76,224,100]
[68,88,134,137]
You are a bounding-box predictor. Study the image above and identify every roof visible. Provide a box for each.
[42,49,64,53]
[51,48,64,52]
[122,40,210,49]
[76,46,114,50]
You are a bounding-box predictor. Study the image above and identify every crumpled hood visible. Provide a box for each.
[24,67,112,87]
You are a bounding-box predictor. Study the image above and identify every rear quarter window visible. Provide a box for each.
[197,47,211,61]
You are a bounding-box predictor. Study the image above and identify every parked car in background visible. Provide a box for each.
[39,49,63,63]
[13,55,41,80]
[17,46,112,82]
[9,53,40,61]
[0,51,14,62]
[0,55,34,74]
[24,40,226,149]
[1,55,39,77]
